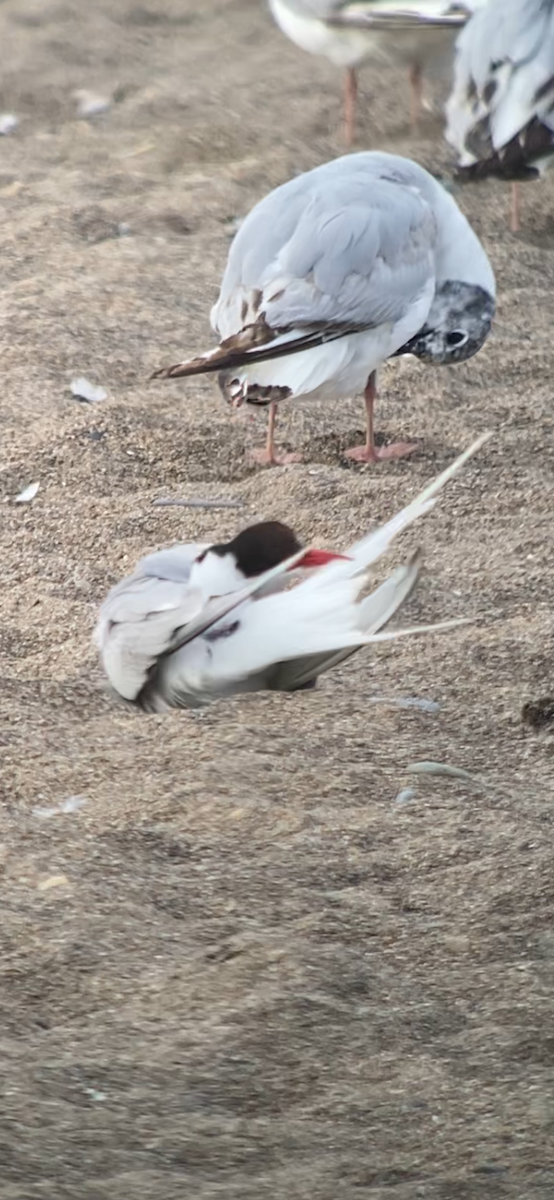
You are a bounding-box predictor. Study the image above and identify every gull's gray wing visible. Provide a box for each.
[152,152,494,383]
[272,1,471,21]
[211,161,437,357]
[325,3,469,33]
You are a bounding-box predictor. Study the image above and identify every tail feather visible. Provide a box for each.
[151,349,228,380]
[301,432,491,596]
[358,616,472,643]
[151,321,275,380]
[268,552,421,692]
[264,434,492,695]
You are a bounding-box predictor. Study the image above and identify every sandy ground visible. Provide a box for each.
[1,1,554,1197]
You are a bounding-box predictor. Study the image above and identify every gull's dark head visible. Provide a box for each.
[395,281,496,365]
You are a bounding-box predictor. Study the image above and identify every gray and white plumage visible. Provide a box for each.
[446,0,554,183]
[267,1,477,72]
[95,436,487,713]
[153,153,495,460]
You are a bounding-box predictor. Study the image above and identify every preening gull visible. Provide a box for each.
[445,0,554,232]
[95,435,487,713]
[267,1,480,143]
[153,152,495,466]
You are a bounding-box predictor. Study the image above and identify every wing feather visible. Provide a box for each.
[95,576,206,702]
[153,177,436,380]
[267,551,421,691]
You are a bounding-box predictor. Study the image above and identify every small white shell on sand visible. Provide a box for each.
[15,481,40,503]
[32,795,88,819]
[74,90,111,119]
[393,787,417,806]
[70,377,107,403]
[0,114,18,135]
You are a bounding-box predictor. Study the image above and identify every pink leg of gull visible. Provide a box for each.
[510,181,521,233]
[248,402,303,466]
[409,64,423,131]
[343,68,358,147]
[344,374,419,464]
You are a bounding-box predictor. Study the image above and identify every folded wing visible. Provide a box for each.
[326,3,470,34]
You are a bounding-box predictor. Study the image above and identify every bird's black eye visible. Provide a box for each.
[445,330,467,347]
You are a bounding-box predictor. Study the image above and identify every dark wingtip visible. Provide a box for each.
[150,354,221,381]
[150,363,187,381]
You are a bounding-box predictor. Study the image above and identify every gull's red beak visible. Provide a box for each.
[293,548,351,569]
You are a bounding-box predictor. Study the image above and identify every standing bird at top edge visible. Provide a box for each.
[266,1,482,145]
[445,0,554,233]
[153,152,495,467]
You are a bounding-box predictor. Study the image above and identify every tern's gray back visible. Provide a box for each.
[134,544,208,584]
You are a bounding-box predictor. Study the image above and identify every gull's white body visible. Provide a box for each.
[269,0,371,67]
[95,437,488,712]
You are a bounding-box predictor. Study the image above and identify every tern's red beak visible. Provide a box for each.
[293,548,351,569]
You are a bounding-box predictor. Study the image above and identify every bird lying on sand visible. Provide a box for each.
[267,0,480,144]
[95,434,488,713]
[153,152,495,466]
[445,0,554,233]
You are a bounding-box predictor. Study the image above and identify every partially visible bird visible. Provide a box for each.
[95,435,487,713]
[445,0,554,232]
[267,0,479,144]
[153,152,495,466]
